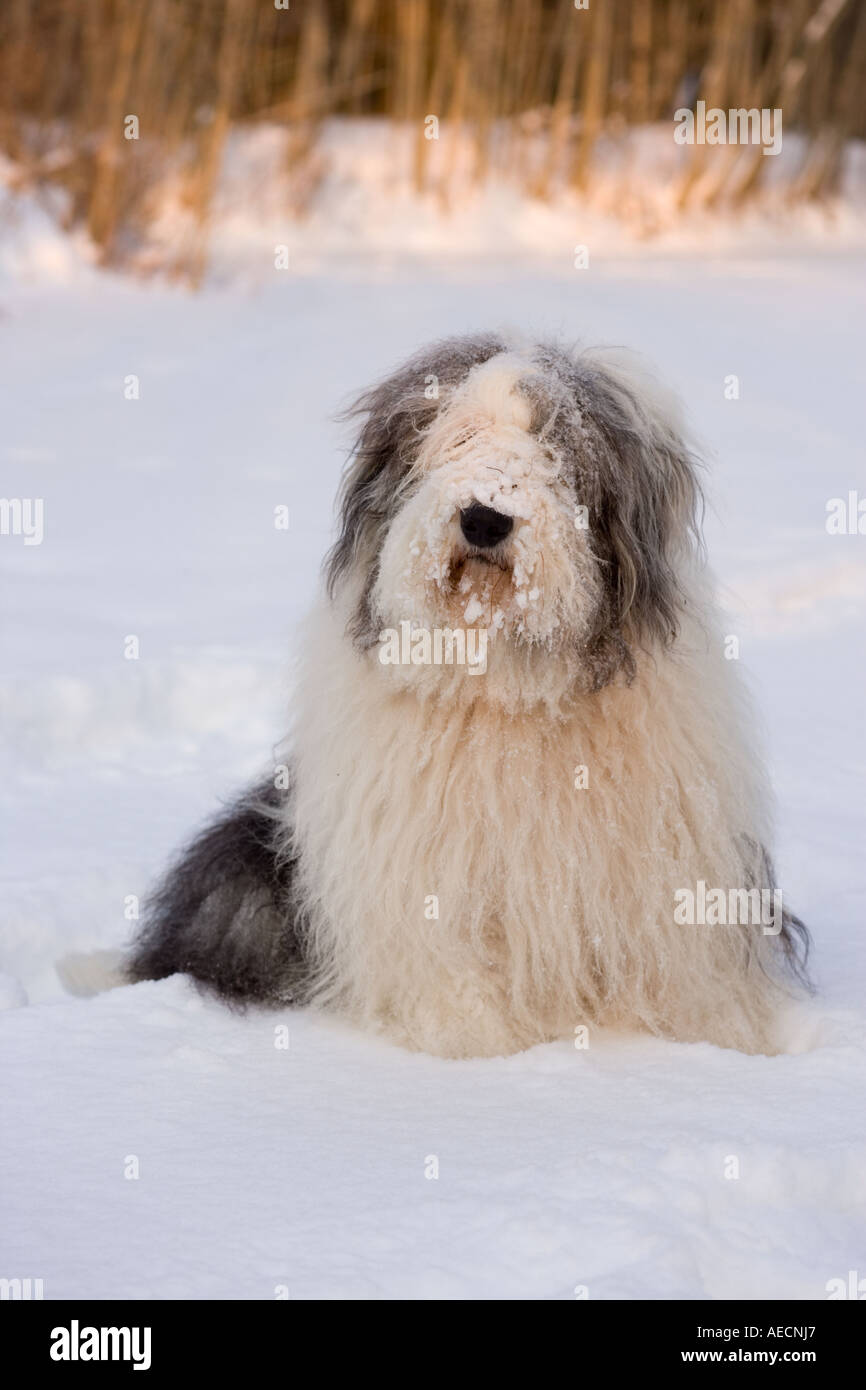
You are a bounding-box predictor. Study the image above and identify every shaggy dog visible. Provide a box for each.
[127,332,809,1057]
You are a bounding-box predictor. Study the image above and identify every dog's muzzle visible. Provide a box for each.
[459,503,514,549]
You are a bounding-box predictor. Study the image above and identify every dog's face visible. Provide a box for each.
[373,351,602,653]
[326,334,702,695]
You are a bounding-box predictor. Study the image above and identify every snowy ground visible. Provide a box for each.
[1,233,865,1297]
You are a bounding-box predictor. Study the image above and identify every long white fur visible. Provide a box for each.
[278,350,788,1058]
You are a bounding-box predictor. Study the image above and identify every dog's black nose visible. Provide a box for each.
[459,503,514,549]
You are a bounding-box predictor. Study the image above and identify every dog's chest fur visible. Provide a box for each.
[287,605,775,1058]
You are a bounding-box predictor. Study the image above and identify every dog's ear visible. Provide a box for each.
[324,372,426,600]
[325,333,506,600]
[575,351,703,662]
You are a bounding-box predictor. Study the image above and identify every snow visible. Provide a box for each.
[4,123,866,288]
[1,176,865,1297]
[3,979,862,1301]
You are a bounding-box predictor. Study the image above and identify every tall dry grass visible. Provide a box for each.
[1,0,864,275]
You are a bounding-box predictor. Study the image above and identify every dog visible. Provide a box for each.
[127,332,809,1057]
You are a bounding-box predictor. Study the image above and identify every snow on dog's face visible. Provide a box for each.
[373,352,600,649]
[326,334,701,697]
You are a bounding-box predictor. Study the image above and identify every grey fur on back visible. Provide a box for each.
[126,779,309,1005]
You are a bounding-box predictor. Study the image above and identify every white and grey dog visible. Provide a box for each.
[128,332,809,1057]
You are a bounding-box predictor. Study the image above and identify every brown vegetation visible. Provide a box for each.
[1,0,863,274]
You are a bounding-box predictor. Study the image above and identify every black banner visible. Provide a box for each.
[3,1298,863,1374]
